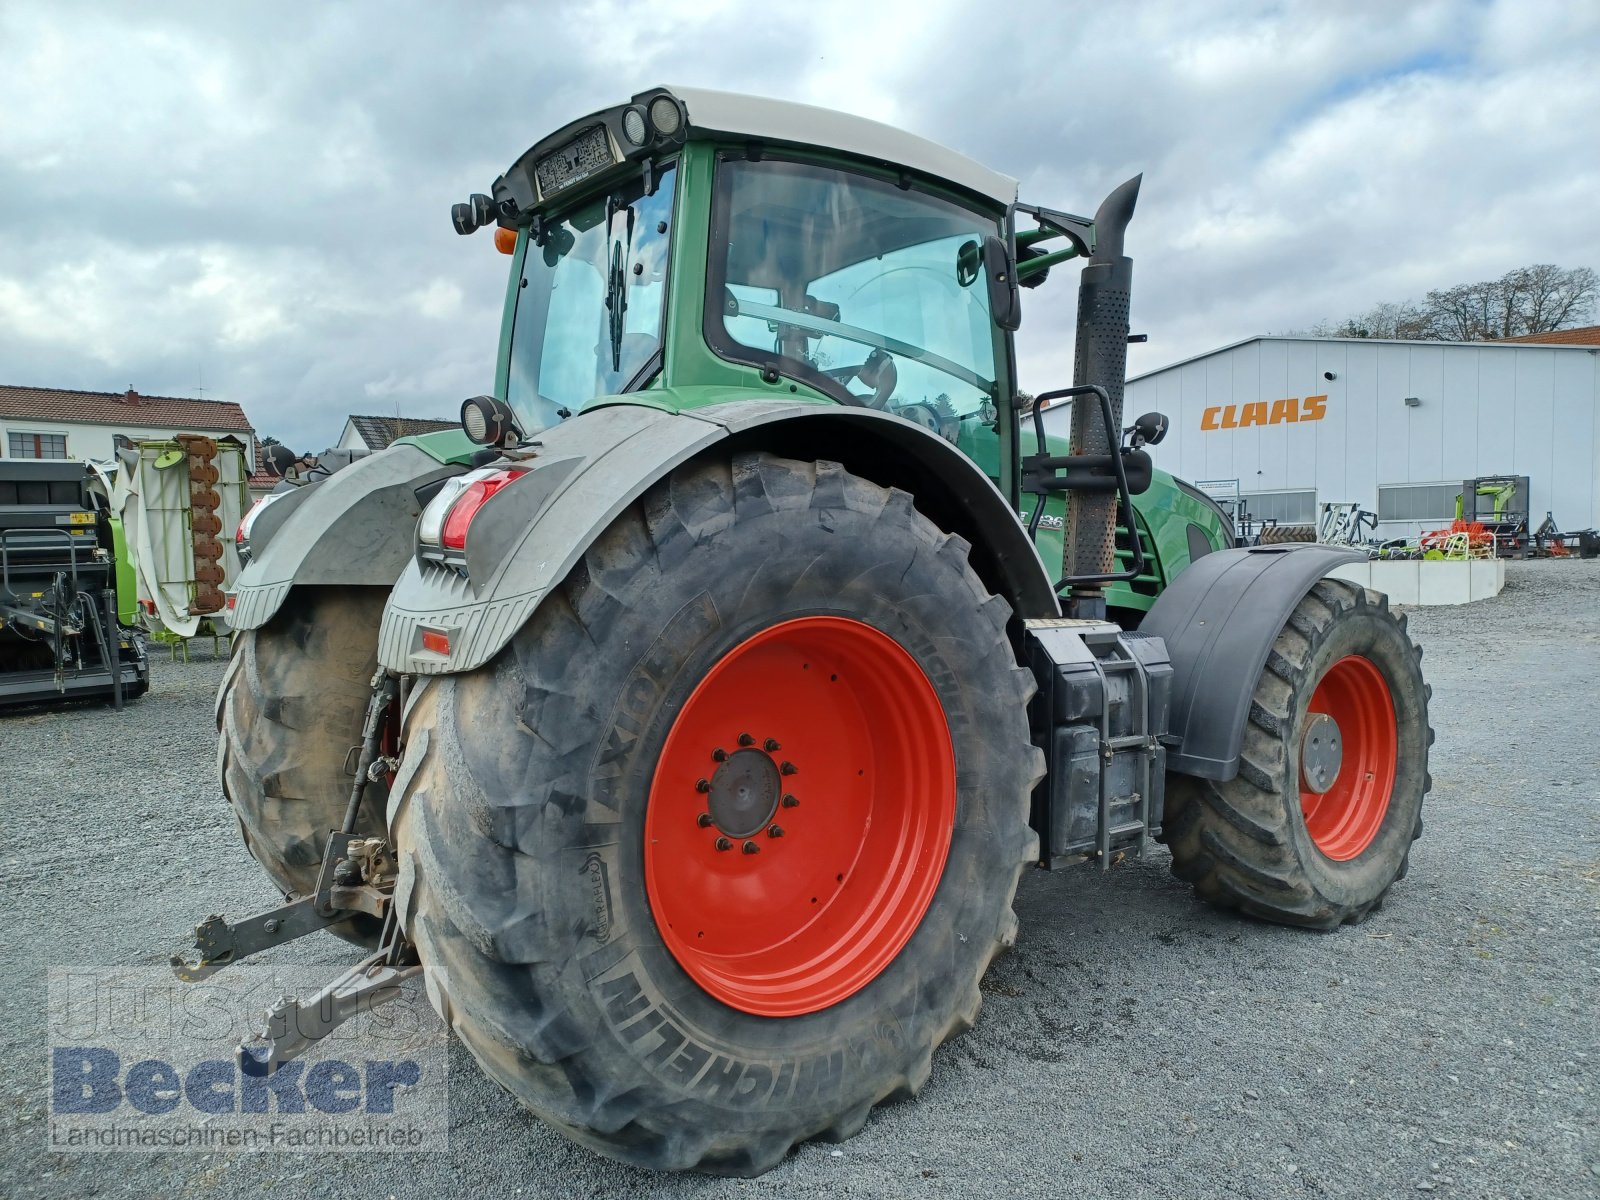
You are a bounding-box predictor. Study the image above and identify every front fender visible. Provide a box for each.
[230,444,467,631]
[1140,544,1365,780]
[378,400,1058,675]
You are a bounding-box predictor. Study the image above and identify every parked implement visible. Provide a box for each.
[0,460,148,707]
[179,88,1433,1175]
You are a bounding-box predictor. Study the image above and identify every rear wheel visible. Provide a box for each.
[217,589,388,943]
[1163,579,1431,928]
[1258,523,1316,544]
[389,453,1041,1174]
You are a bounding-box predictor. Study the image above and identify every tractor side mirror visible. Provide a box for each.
[983,235,1021,332]
[1126,411,1168,448]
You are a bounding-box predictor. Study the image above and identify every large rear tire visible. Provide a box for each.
[389,453,1042,1174]
[1163,579,1432,928]
[217,589,388,944]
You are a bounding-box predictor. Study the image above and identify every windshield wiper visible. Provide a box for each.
[603,195,635,372]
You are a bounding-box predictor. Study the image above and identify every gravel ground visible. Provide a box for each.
[2,561,1596,1199]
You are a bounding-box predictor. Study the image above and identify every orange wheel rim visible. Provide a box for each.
[1299,655,1398,861]
[643,617,956,1017]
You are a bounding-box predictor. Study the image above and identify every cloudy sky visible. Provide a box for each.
[3,0,1596,449]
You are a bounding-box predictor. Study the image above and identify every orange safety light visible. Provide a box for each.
[494,226,518,255]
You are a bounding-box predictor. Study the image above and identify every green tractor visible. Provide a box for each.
[178,88,1432,1174]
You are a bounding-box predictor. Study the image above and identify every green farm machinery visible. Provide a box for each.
[175,88,1433,1174]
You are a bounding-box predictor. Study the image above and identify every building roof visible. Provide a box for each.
[1495,325,1600,346]
[670,86,1019,206]
[1128,333,1600,383]
[0,384,254,432]
[346,414,458,451]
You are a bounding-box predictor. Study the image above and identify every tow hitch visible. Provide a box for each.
[172,670,415,1072]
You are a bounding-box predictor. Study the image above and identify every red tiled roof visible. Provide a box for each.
[1496,325,1600,345]
[0,384,255,432]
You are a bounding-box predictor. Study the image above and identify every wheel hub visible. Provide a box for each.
[707,747,781,838]
[1300,711,1343,794]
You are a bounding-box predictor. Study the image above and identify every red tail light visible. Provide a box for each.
[439,469,525,551]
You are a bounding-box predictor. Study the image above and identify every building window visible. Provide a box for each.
[1242,489,1317,524]
[1377,483,1460,523]
[8,431,68,459]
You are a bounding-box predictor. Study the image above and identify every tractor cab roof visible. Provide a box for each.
[668,86,1017,206]
[487,86,1018,227]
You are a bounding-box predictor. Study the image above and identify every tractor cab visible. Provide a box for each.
[455,86,1189,619]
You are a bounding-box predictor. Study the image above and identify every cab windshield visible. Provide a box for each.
[708,158,1002,441]
[505,163,676,432]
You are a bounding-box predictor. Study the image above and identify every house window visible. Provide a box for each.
[8,431,68,459]
[1377,483,1460,523]
[1242,489,1317,524]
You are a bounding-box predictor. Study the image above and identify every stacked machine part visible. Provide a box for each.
[178,435,227,615]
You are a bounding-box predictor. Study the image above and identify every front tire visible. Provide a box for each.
[389,453,1041,1174]
[1163,579,1432,928]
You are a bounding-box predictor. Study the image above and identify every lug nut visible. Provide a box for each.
[767,824,784,838]
[695,778,710,793]
[712,748,727,762]
[780,761,798,776]
[764,738,781,752]
[782,794,799,808]
[738,732,755,747]
[742,840,760,854]
[697,813,714,828]
[715,837,732,851]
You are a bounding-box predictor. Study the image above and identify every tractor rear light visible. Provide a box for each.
[420,628,450,655]
[440,469,525,550]
[417,467,527,554]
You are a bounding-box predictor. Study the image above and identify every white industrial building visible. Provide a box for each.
[1043,335,1599,540]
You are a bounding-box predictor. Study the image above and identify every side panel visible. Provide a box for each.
[230,445,466,631]
[1140,543,1364,780]
[379,400,1060,675]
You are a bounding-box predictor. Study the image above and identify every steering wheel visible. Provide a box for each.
[824,349,897,409]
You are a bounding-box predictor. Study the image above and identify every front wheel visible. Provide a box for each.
[1162,579,1432,928]
[389,453,1041,1174]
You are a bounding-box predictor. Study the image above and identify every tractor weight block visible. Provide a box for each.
[190,512,222,537]
[188,464,220,486]
[1024,618,1173,867]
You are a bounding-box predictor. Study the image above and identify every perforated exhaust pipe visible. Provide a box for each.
[1064,174,1141,619]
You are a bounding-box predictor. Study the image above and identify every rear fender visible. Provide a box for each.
[1140,544,1365,780]
[230,445,467,631]
[379,400,1058,675]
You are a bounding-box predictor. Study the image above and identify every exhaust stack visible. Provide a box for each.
[1063,174,1141,619]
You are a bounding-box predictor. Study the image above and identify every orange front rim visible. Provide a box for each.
[643,616,957,1017]
[1300,655,1398,861]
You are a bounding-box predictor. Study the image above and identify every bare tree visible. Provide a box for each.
[1322,300,1432,340]
[1321,264,1596,341]
[1504,263,1598,333]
